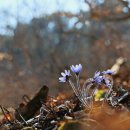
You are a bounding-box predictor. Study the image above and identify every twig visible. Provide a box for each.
[15,109,28,125]
[0,105,12,124]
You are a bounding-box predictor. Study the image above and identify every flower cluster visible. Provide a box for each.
[59,64,114,108]
[92,70,114,86]
[59,64,82,82]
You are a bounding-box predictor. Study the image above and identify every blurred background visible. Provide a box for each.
[0,0,130,107]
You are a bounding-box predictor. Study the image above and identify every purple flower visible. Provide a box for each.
[102,69,114,75]
[102,77,110,86]
[93,71,103,84]
[70,64,82,74]
[59,70,71,82]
